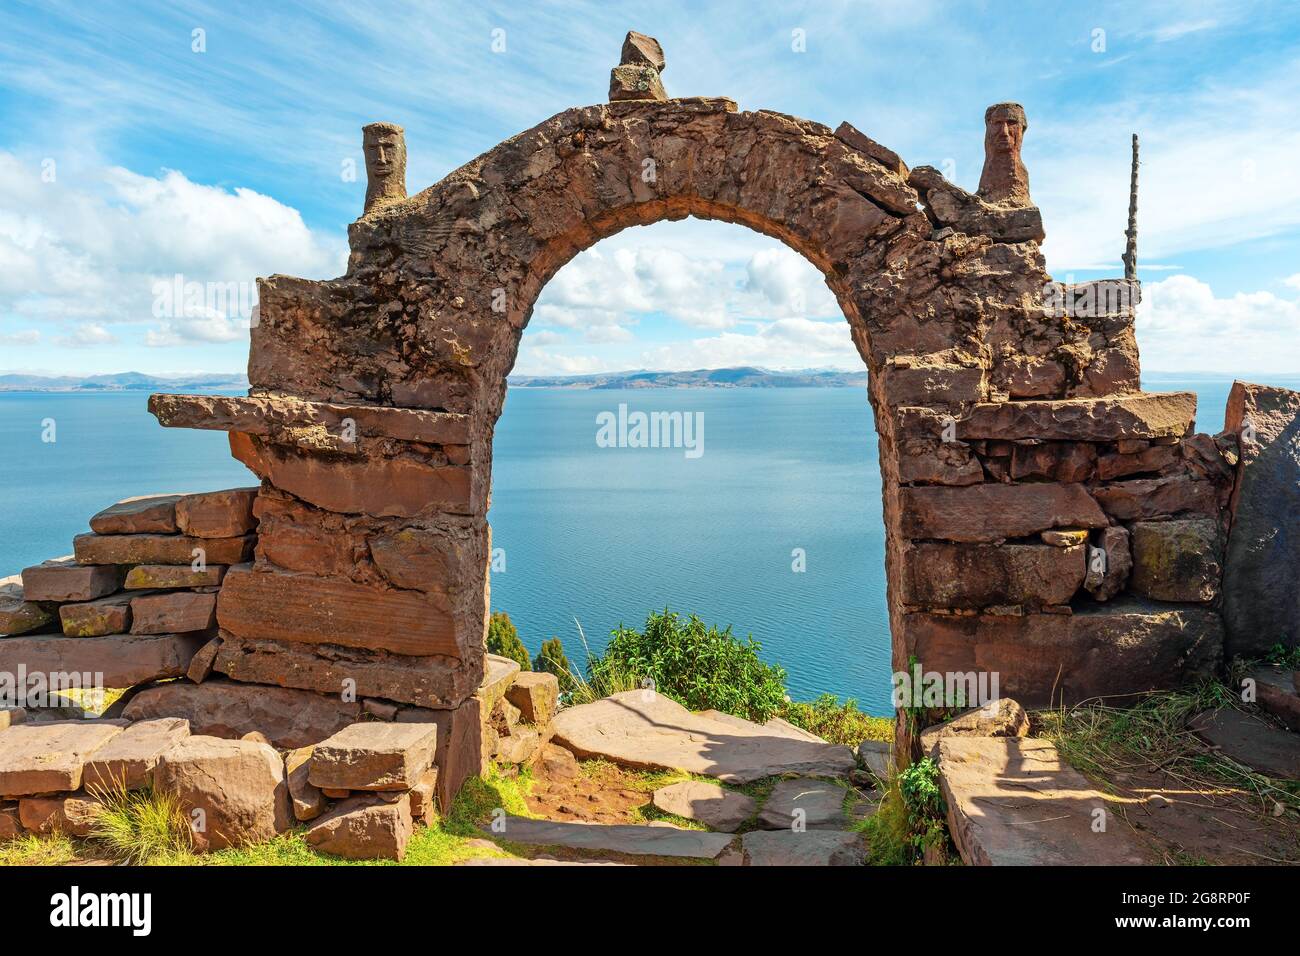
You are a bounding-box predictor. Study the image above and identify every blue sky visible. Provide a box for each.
[1,0,1298,376]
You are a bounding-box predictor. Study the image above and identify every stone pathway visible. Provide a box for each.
[937,737,1149,866]
[1191,708,1300,780]
[756,778,849,830]
[550,691,854,783]
[741,830,866,866]
[651,780,755,832]
[487,816,734,860]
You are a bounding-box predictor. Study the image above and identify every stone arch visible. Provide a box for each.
[153,87,1235,779]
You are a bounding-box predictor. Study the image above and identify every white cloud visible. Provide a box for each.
[1283,273,1300,290]
[0,152,344,349]
[0,329,40,345]
[636,318,860,372]
[1145,19,1218,42]
[1137,274,1300,374]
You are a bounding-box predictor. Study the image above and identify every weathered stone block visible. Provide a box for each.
[217,565,459,658]
[506,671,560,726]
[1093,475,1220,520]
[122,679,362,749]
[902,542,1085,608]
[900,483,1108,543]
[0,574,54,637]
[395,697,483,811]
[124,564,226,589]
[957,393,1195,442]
[609,63,666,101]
[19,792,105,836]
[59,592,135,637]
[22,557,124,602]
[186,636,221,683]
[89,494,182,534]
[154,735,291,851]
[82,717,191,791]
[73,533,254,567]
[0,632,207,689]
[1131,518,1223,603]
[213,633,477,710]
[1221,381,1300,656]
[0,722,123,796]
[130,591,217,634]
[1008,442,1095,482]
[305,796,413,861]
[1083,525,1131,602]
[309,722,437,791]
[285,745,326,821]
[175,487,258,538]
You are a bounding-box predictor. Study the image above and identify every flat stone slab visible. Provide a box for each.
[1191,708,1300,779]
[651,780,756,832]
[938,737,1148,866]
[0,722,123,796]
[309,722,437,791]
[900,483,1108,544]
[21,557,124,602]
[175,488,258,538]
[0,632,208,688]
[957,393,1197,441]
[82,717,191,791]
[488,816,734,859]
[857,741,891,780]
[305,795,413,861]
[1250,667,1300,730]
[740,829,866,866]
[551,691,855,783]
[90,494,183,534]
[124,564,226,589]
[58,592,136,637]
[73,532,253,567]
[130,590,217,634]
[122,678,361,749]
[757,778,849,830]
[696,710,825,742]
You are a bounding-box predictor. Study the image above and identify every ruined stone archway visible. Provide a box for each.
[152,67,1243,796]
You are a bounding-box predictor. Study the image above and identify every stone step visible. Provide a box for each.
[651,780,756,832]
[149,393,470,447]
[755,778,851,830]
[486,816,734,860]
[740,829,866,866]
[552,691,855,784]
[1191,708,1300,779]
[937,737,1149,865]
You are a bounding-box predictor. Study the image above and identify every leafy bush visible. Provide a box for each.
[587,610,788,722]
[533,637,576,693]
[864,756,951,866]
[487,610,530,671]
[779,694,893,747]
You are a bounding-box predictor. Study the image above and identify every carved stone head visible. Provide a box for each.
[362,122,407,215]
[978,102,1030,206]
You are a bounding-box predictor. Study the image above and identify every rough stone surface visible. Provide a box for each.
[551,691,855,783]
[124,564,226,589]
[216,564,459,658]
[958,393,1195,441]
[651,780,755,832]
[857,740,890,780]
[285,746,326,821]
[82,717,191,791]
[1093,476,1221,520]
[186,636,221,683]
[756,778,849,830]
[490,816,733,859]
[920,699,1029,756]
[494,725,540,765]
[309,722,437,791]
[154,735,292,851]
[938,737,1148,865]
[58,591,134,637]
[122,678,361,749]
[90,494,182,534]
[900,598,1223,707]
[0,574,55,636]
[1250,667,1300,731]
[19,792,105,836]
[740,829,866,866]
[130,590,217,634]
[0,722,123,796]
[306,795,413,860]
[175,487,258,538]
[1221,382,1300,656]
[505,671,559,725]
[21,557,123,602]
[1131,518,1223,603]
[395,698,482,811]
[73,533,254,567]
[1191,708,1300,779]
[903,541,1084,608]
[0,803,24,840]
[409,768,438,826]
[1083,525,1132,601]
[901,484,1108,543]
[0,632,207,688]
[0,708,25,730]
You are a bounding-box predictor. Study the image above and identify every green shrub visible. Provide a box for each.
[779,693,893,747]
[90,786,195,865]
[533,637,576,693]
[587,610,788,722]
[487,610,530,670]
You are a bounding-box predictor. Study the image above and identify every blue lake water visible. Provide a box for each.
[2,376,1295,715]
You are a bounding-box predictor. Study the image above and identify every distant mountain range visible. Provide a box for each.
[0,372,249,393]
[509,367,870,389]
